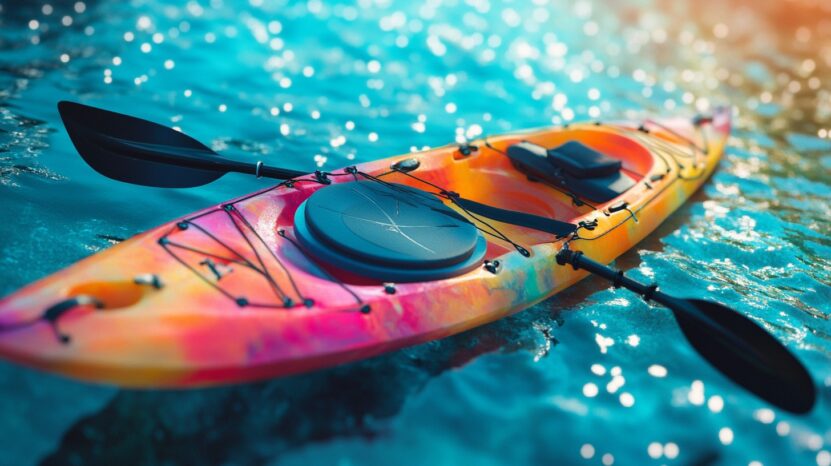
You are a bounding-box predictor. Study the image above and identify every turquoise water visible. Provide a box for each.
[1,0,830,464]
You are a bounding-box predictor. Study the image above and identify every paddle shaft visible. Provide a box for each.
[556,248,765,364]
[192,156,308,180]
[105,136,308,180]
[556,249,676,306]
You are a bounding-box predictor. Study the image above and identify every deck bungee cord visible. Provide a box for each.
[0,101,815,414]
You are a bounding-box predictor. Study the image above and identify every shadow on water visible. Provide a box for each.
[39,316,558,465]
[40,192,705,465]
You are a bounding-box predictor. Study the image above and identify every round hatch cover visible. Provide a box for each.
[294,181,486,281]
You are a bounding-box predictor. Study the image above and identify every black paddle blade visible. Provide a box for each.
[672,298,816,414]
[58,101,224,188]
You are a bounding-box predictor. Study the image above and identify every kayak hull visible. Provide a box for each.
[0,108,731,387]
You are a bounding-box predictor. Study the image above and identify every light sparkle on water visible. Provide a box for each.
[3,0,830,464]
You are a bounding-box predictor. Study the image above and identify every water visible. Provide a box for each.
[0,0,829,464]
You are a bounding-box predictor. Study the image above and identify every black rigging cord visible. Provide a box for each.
[372,169,532,256]
[158,175,367,312]
[222,205,292,306]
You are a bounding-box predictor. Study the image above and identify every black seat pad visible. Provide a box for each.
[547,141,622,178]
[294,181,487,282]
[507,141,635,203]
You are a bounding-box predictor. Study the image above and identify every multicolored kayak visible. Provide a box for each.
[0,106,732,387]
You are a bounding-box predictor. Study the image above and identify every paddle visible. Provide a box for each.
[58,101,578,237]
[557,248,816,414]
[57,101,306,187]
[58,101,815,413]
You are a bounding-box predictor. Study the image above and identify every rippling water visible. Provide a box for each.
[0,0,829,465]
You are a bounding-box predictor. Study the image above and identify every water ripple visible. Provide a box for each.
[0,0,829,465]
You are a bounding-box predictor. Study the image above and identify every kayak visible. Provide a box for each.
[0,106,732,388]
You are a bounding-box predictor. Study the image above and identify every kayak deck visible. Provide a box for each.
[0,108,731,387]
